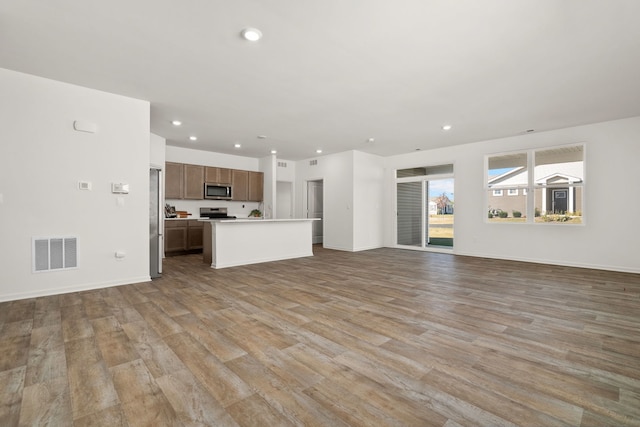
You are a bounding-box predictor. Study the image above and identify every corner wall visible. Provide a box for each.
[385,116,640,273]
[0,68,151,301]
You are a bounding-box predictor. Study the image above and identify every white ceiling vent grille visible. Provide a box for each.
[33,237,78,273]
[277,161,287,168]
[309,159,318,166]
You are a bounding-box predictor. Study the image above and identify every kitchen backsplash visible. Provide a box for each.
[165,199,261,219]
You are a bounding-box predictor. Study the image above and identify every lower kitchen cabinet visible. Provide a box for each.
[187,220,204,250]
[165,219,203,255]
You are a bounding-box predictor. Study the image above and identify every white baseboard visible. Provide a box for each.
[0,275,151,302]
[453,250,640,274]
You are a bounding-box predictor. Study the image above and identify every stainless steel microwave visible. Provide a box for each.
[204,183,232,200]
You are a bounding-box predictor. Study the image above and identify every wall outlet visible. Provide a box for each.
[78,181,92,190]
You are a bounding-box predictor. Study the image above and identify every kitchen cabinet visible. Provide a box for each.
[184,164,204,199]
[165,219,204,255]
[164,220,187,253]
[232,169,249,201]
[248,171,264,202]
[187,220,204,250]
[166,161,261,202]
[205,166,232,184]
[165,162,184,199]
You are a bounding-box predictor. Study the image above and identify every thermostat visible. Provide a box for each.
[111,183,130,194]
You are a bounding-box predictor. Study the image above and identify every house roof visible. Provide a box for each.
[489,162,583,187]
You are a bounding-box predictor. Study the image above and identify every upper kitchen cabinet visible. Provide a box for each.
[184,164,205,199]
[231,169,249,201]
[205,166,232,185]
[248,171,264,202]
[165,162,184,199]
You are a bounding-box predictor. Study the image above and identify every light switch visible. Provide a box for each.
[111,183,129,194]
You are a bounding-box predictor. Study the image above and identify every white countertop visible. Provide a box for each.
[199,218,320,223]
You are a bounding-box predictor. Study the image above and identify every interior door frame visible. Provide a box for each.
[306,179,324,245]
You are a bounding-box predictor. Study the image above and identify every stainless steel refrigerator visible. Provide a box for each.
[149,168,163,278]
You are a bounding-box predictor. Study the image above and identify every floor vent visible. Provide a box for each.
[33,237,78,272]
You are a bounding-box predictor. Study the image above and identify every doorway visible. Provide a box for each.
[396,167,454,250]
[552,188,568,214]
[307,180,324,244]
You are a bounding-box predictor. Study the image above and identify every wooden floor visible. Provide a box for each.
[2,247,640,426]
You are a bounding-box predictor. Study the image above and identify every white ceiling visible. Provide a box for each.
[2,0,640,160]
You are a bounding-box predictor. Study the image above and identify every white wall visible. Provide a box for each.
[164,146,261,218]
[150,133,166,168]
[0,68,151,301]
[259,155,276,219]
[295,151,354,251]
[385,116,640,273]
[352,151,385,251]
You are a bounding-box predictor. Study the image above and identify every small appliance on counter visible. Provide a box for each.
[164,204,191,218]
[200,207,237,220]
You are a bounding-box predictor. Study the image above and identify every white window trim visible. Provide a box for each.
[485,143,585,225]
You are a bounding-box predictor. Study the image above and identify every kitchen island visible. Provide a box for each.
[201,218,319,269]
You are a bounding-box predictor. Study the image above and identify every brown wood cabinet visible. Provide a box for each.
[231,170,249,201]
[165,162,184,199]
[165,219,203,255]
[164,220,187,253]
[248,171,264,202]
[184,164,204,199]
[205,167,232,184]
[186,220,204,250]
[166,161,262,202]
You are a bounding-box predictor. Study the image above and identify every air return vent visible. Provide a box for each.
[309,160,318,166]
[33,237,78,273]
[277,161,287,168]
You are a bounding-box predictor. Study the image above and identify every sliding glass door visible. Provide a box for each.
[426,178,454,247]
[396,166,454,249]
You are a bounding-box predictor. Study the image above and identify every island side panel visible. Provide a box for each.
[212,220,314,269]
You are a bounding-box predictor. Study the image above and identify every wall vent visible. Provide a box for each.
[277,161,288,168]
[309,159,318,166]
[33,237,78,273]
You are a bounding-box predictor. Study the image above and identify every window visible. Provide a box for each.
[486,152,527,222]
[486,144,584,224]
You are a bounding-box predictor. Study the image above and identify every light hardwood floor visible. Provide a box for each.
[1,247,640,426]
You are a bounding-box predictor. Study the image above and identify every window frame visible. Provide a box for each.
[485,143,585,225]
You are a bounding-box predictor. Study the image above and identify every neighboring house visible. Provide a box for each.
[488,162,583,215]
[429,195,454,215]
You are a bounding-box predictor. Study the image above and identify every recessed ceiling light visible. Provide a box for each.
[171,120,182,126]
[189,136,197,141]
[234,143,241,148]
[270,150,277,154]
[241,28,262,42]
[367,138,375,143]
[316,149,323,154]
[442,124,452,131]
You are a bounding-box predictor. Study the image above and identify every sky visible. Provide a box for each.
[428,178,454,201]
